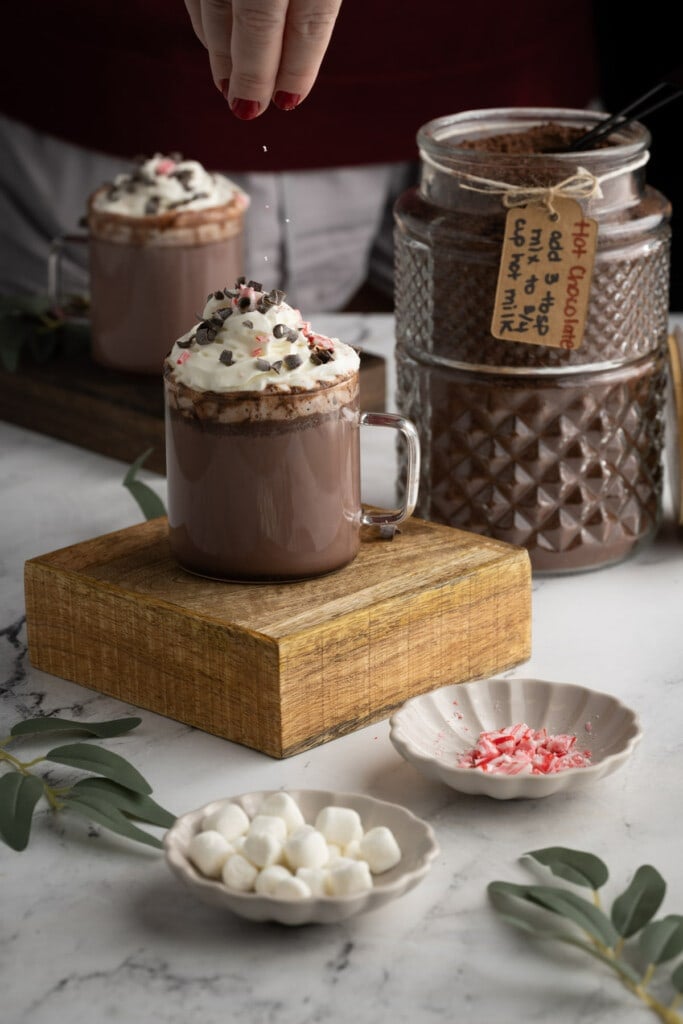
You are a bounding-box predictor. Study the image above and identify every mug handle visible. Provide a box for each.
[47,233,88,305]
[360,411,421,527]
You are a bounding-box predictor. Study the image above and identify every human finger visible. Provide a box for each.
[227,0,289,120]
[184,0,208,47]
[199,0,235,101]
[272,0,342,111]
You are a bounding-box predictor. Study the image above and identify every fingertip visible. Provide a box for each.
[273,90,301,111]
[230,98,262,120]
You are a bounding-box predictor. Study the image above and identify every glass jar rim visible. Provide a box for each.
[417,107,650,170]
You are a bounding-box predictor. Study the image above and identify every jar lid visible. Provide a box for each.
[667,327,683,526]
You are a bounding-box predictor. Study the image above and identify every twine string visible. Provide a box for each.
[419,151,650,216]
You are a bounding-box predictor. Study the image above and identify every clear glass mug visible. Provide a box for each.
[48,193,245,375]
[163,368,421,581]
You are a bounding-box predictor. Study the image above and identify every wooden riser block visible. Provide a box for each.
[24,516,532,758]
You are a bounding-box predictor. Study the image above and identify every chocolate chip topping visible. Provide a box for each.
[283,353,303,370]
[270,360,283,374]
[196,324,217,345]
[219,349,234,366]
[272,323,288,339]
[238,296,251,311]
[255,358,271,371]
[242,319,253,329]
[216,307,233,320]
[144,195,160,215]
[247,280,263,291]
[177,337,193,349]
[309,346,334,365]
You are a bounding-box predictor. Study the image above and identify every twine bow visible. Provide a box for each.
[459,167,602,216]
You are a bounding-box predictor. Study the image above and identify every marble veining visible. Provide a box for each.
[1,314,683,1024]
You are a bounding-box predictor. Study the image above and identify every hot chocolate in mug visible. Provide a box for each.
[163,282,420,581]
[48,154,248,375]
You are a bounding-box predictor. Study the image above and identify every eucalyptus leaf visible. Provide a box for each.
[526,885,619,948]
[672,961,683,994]
[489,882,640,984]
[638,915,683,965]
[525,847,609,890]
[44,742,152,795]
[611,865,666,938]
[63,794,163,849]
[488,882,564,937]
[0,772,44,851]
[70,777,175,828]
[0,329,26,372]
[123,449,167,521]
[558,934,642,985]
[11,716,141,739]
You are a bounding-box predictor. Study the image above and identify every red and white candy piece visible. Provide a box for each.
[457,723,592,776]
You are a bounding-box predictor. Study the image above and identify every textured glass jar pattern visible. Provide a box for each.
[394,108,671,573]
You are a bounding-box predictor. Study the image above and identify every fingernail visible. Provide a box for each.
[219,78,230,102]
[230,98,261,120]
[273,90,301,111]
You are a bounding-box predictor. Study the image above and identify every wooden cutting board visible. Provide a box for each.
[24,515,532,758]
[0,349,386,474]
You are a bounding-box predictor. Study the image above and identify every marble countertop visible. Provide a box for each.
[2,313,683,1024]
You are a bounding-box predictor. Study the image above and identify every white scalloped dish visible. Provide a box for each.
[164,789,439,925]
[389,678,642,800]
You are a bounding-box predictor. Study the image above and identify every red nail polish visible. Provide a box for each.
[219,78,230,102]
[273,90,301,111]
[230,98,261,120]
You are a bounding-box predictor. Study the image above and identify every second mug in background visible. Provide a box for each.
[48,154,249,375]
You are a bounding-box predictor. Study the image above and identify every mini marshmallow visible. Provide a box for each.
[258,792,306,833]
[243,830,284,869]
[187,830,233,878]
[255,865,293,896]
[222,853,259,892]
[295,867,330,897]
[315,806,363,846]
[326,843,343,863]
[327,859,373,896]
[201,802,250,841]
[232,835,247,854]
[284,825,329,870]
[273,875,313,901]
[248,814,287,843]
[359,826,402,874]
[344,839,361,860]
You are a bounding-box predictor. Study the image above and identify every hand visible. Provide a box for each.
[184,0,343,119]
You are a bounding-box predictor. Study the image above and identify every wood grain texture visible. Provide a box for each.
[24,516,532,758]
[1,350,386,474]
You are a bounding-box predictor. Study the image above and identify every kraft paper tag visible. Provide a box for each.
[491,197,597,349]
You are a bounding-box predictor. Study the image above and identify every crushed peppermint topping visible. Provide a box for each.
[457,723,592,776]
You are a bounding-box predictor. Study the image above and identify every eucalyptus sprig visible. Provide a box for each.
[0,716,175,851]
[0,293,90,372]
[489,847,683,1023]
[123,448,167,520]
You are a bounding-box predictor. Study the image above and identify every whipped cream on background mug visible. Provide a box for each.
[50,154,249,374]
[163,279,420,581]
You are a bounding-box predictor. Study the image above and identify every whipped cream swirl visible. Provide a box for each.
[166,279,360,392]
[92,154,249,217]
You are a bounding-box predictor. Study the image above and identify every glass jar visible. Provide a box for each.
[394,107,671,573]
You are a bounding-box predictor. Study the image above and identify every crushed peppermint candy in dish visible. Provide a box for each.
[456,724,592,775]
[389,678,642,800]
